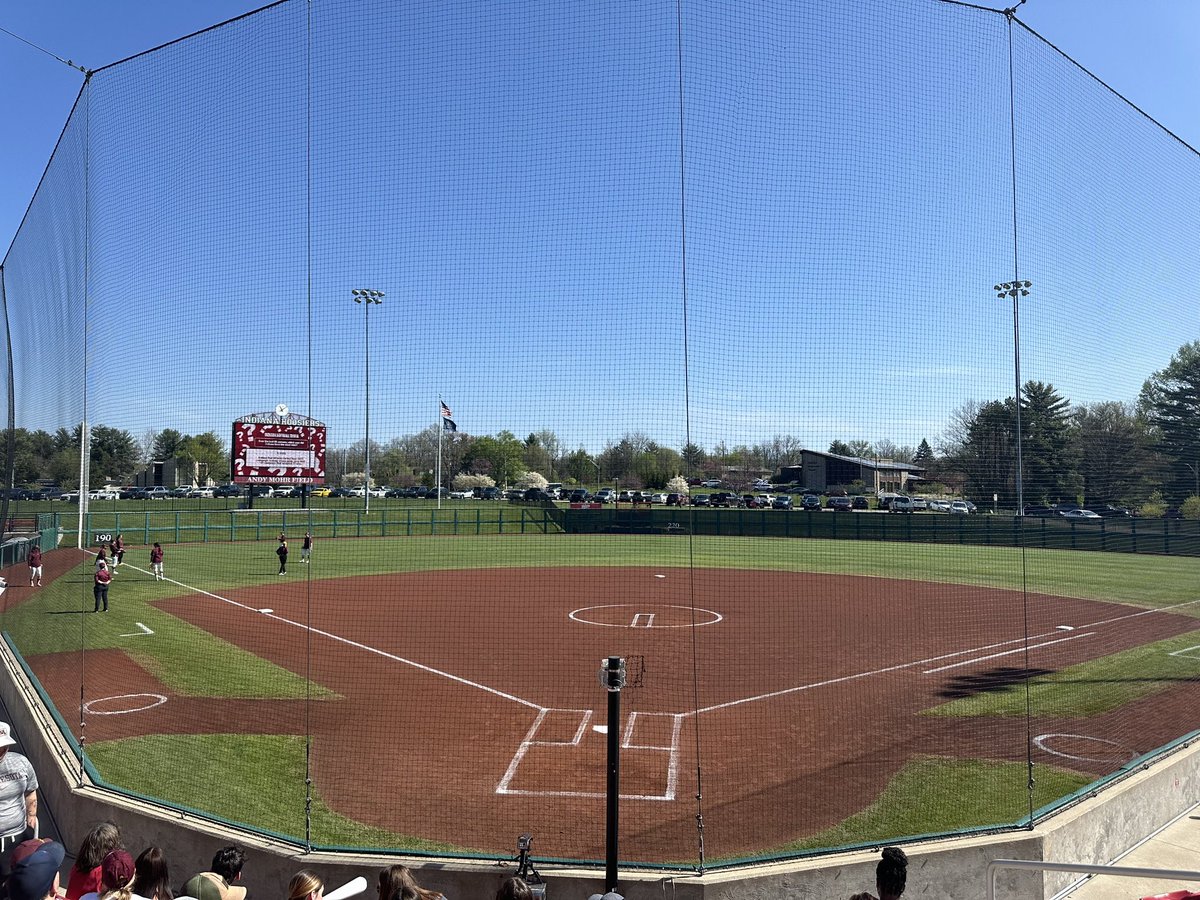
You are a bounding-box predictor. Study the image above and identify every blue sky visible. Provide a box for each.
[1,1,1198,459]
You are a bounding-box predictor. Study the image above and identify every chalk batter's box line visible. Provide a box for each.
[1168,645,1200,660]
[495,708,682,801]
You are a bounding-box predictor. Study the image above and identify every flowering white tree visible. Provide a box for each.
[515,471,549,490]
[666,475,690,495]
[452,473,496,490]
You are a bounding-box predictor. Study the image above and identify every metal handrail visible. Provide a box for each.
[987,858,1200,900]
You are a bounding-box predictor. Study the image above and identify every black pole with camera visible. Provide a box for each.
[514,833,546,897]
[602,655,626,893]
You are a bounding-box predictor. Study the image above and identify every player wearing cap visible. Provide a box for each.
[0,723,37,845]
[26,546,42,588]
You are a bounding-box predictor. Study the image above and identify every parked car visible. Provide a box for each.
[665,492,685,506]
[710,491,739,507]
[927,499,952,513]
[631,491,652,505]
[504,489,524,501]
[891,495,916,513]
[700,479,722,488]
[59,490,81,502]
[772,495,792,510]
[214,484,243,498]
[249,485,274,497]
[691,494,711,506]
[742,494,761,508]
[827,496,852,511]
[187,486,215,498]
[169,486,193,498]
[567,489,590,503]
[1022,505,1054,517]
[594,488,616,503]
[950,500,971,515]
[911,497,928,510]
[428,487,448,499]
[88,488,120,501]
[522,488,551,503]
[752,480,772,491]
[1062,508,1102,520]
[801,494,821,510]
[117,486,140,500]
[650,493,668,504]
[851,496,869,510]
[1090,504,1132,518]
[481,486,503,500]
[449,489,473,500]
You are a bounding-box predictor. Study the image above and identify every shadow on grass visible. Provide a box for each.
[937,666,1055,699]
[937,666,1200,700]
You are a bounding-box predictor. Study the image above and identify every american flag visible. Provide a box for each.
[440,401,453,418]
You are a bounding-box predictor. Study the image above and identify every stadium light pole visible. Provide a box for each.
[352,289,384,514]
[994,280,1031,515]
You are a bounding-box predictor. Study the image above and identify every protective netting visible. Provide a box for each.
[1,0,1199,871]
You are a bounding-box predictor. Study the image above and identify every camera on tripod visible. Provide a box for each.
[514,833,546,898]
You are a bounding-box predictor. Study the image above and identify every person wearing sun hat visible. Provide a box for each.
[7,838,66,900]
[0,723,37,848]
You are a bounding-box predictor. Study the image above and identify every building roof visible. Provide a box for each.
[790,450,925,473]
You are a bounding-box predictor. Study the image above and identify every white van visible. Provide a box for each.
[891,495,916,513]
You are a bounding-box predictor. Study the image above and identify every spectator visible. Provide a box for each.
[65,822,122,900]
[80,849,135,900]
[285,871,323,900]
[377,865,443,900]
[130,847,173,900]
[181,847,247,900]
[8,838,66,900]
[849,845,908,900]
[0,723,37,847]
[494,877,531,900]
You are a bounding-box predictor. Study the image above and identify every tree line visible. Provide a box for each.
[10,342,1199,509]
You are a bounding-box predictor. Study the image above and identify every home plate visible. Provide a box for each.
[259,608,274,614]
[1056,625,1075,631]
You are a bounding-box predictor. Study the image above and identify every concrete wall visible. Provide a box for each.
[4,638,1197,900]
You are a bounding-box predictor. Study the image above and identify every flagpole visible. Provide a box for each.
[436,398,443,510]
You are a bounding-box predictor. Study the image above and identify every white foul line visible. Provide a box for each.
[142,565,543,712]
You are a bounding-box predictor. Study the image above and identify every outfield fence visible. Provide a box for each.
[2,0,1200,876]
[64,505,1200,557]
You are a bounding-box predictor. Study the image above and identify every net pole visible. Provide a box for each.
[604,655,624,892]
